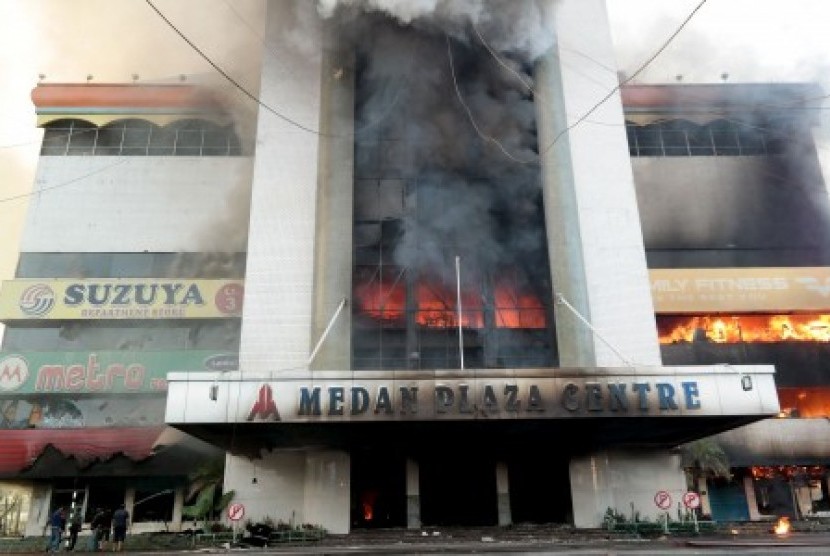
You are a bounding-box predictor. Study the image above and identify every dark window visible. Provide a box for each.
[40,118,242,157]
[626,118,781,157]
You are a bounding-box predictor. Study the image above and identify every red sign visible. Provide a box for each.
[227,503,245,522]
[215,283,244,314]
[683,491,701,509]
[654,490,672,510]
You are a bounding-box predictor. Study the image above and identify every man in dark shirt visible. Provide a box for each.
[66,509,83,551]
[47,506,65,553]
[111,504,130,552]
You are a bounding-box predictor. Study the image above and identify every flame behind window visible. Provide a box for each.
[354,267,546,329]
[658,314,830,344]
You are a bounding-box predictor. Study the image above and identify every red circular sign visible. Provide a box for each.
[215,284,244,314]
[683,491,701,509]
[227,503,245,522]
[654,490,672,510]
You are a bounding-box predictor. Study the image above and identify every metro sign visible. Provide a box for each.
[0,355,29,392]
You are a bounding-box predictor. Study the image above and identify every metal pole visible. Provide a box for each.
[307,298,348,367]
[554,292,634,367]
[455,256,464,370]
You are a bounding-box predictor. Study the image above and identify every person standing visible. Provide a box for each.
[46,506,65,553]
[98,507,113,551]
[66,509,83,551]
[111,504,129,552]
[87,507,103,552]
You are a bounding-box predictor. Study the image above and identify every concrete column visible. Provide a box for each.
[303,450,350,534]
[570,450,685,528]
[224,450,306,526]
[24,482,50,537]
[171,486,185,532]
[536,0,661,367]
[240,0,324,373]
[124,487,135,525]
[496,462,511,526]
[743,476,762,521]
[310,30,354,371]
[406,458,421,529]
[697,477,713,518]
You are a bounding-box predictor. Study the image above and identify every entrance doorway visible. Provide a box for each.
[419,455,498,526]
[508,455,572,524]
[350,450,406,528]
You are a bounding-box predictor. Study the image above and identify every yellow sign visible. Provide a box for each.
[650,267,830,313]
[0,279,243,320]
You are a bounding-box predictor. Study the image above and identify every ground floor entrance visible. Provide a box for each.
[348,447,573,529]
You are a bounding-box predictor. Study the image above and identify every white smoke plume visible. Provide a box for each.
[318,0,556,61]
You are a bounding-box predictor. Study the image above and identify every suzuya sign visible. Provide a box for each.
[0,279,243,320]
[166,366,779,424]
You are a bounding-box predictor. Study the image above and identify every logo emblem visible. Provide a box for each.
[0,355,28,391]
[19,284,56,317]
[247,384,280,421]
[215,283,244,315]
[796,277,830,297]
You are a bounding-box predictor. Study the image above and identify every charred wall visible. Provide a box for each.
[630,106,830,268]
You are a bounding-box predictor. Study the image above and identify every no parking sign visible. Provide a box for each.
[653,490,672,510]
[227,503,245,522]
[683,491,701,509]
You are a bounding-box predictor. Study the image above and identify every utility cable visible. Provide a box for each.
[541,0,709,155]
[445,35,537,165]
[145,0,326,137]
[0,158,130,203]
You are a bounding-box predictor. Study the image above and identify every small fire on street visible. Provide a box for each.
[773,516,791,536]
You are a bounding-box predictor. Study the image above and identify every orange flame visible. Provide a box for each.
[354,270,546,329]
[773,516,791,536]
[658,314,830,344]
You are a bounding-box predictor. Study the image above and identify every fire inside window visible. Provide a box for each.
[658,313,830,418]
[658,314,830,343]
[353,266,547,329]
[349,20,555,371]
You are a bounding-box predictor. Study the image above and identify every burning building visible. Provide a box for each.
[5,0,826,537]
[162,0,780,533]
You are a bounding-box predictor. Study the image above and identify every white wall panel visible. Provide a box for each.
[22,157,251,253]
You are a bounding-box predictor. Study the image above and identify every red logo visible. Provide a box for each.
[215,284,244,314]
[0,356,28,391]
[247,384,280,421]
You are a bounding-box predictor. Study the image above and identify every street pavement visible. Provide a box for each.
[183,529,830,555]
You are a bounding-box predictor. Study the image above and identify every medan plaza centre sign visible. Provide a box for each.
[165,366,780,424]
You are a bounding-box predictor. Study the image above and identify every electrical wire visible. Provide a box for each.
[144,0,326,137]
[0,158,130,203]
[541,0,709,155]
[445,35,537,165]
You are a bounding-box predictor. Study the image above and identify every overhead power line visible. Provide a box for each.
[144,0,326,137]
[541,0,709,155]
[0,159,130,203]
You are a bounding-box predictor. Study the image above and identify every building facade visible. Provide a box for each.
[0,83,250,535]
[163,0,779,533]
[5,0,828,537]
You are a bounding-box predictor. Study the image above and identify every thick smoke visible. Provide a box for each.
[331,4,555,293]
[319,0,555,60]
